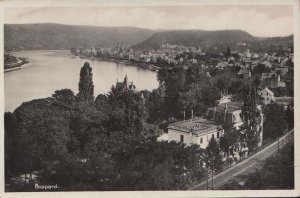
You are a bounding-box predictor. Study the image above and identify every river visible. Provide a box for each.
[4,50,159,112]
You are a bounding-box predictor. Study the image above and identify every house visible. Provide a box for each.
[206,102,243,129]
[261,72,286,89]
[218,93,231,104]
[167,117,224,149]
[116,75,136,91]
[262,72,286,89]
[275,66,288,76]
[237,68,251,79]
[274,96,293,108]
[206,101,264,146]
[89,47,97,55]
[259,88,275,104]
[236,42,247,46]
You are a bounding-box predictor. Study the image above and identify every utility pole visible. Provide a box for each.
[212,166,214,190]
[206,169,209,190]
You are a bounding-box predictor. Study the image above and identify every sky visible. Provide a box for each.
[4,5,293,37]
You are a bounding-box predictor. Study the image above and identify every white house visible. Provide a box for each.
[167,117,224,149]
[259,88,275,104]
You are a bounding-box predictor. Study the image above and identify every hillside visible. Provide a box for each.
[133,30,256,50]
[133,30,293,52]
[4,23,154,51]
[5,24,293,52]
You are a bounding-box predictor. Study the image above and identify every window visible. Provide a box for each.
[212,134,214,139]
[217,132,220,138]
[200,137,203,144]
[267,93,268,95]
[180,135,184,143]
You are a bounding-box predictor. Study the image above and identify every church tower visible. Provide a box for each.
[124,74,129,89]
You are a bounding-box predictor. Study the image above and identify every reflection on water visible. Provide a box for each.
[5,50,159,112]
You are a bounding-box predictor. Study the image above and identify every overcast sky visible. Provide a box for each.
[5,6,293,37]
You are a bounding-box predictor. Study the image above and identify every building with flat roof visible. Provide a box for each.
[167,117,223,148]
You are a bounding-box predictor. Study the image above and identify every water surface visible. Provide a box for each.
[5,50,159,112]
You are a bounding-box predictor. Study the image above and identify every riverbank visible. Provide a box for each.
[78,54,160,72]
[4,54,29,73]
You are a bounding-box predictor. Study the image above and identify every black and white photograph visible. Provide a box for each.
[1,0,298,196]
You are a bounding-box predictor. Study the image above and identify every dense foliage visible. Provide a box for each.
[5,62,208,191]
[148,65,244,123]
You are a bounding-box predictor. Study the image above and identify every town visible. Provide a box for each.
[5,38,294,191]
[72,41,294,189]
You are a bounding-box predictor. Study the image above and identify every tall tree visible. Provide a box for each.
[285,104,294,130]
[226,46,231,57]
[264,103,288,140]
[240,80,262,153]
[78,62,94,103]
[220,124,241,157]
[204,137,223,175]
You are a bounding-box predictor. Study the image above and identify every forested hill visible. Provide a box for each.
[133,30,293,52]
[4,23,154,51]
[5,24,293,52]
[133,30,255,50]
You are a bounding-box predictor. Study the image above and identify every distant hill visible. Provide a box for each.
[249,35,293,53]
[5,24,293,53]
[133,30,293,52]
[4,23,154,51]
[133,30,255,50]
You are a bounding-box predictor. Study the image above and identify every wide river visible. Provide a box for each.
[5,50,159,112]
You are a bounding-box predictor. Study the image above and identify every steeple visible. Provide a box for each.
[141,92,145,105]
[124,74,128,89]
[119,42,123,53]
[116,42,119,52]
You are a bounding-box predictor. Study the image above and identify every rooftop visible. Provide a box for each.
[261,88,274,95]
[274,96,293,103]
[168,117,221,136]
[208,102,243,113]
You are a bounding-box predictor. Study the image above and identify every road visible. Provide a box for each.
[189,130,294,190]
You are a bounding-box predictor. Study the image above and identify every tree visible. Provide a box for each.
[158,67,186,116]
[201,86,220,107]
[219,124,241,157]
[263,103,288,140]
[112,140,205,190]
[252,63,271,75]
[240,80,262,153]
[285,104,294,130]
[178,88,198,120]
[4,112,19,180]
[141,88,165,124]
[226,46,231,57]
[214,69,237,93]
[204,137,223,175]
[78,62,94,103]
[52,89,76,105]
[106,87,147,136]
